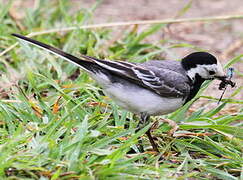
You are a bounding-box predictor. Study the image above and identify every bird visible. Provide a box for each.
[12,33,227,152]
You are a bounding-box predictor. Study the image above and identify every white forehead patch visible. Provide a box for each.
[187,64,218,81]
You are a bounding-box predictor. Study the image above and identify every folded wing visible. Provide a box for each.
[79,55,190,98]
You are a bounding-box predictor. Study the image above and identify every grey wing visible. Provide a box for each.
[144,65,191,98]
[80,55,191,98]
[140,60,191,98]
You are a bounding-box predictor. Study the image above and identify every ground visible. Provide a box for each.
[1,1,242,179]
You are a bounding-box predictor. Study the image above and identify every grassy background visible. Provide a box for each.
[0,0,242,179]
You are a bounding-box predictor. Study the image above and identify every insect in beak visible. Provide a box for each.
[217,67,236,104]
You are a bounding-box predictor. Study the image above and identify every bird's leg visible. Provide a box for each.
[136,113,159,153]
[159,118,179,136]
[145,128,159,153]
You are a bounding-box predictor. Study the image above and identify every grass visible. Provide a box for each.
[0,0,242,179]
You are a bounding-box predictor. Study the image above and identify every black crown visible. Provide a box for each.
[181,52,217,71]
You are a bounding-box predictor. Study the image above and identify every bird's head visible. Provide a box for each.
[181,52,226,82]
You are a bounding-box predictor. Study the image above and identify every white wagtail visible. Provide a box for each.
[12,33,229,152]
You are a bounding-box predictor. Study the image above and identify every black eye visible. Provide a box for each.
[209,71,215,75]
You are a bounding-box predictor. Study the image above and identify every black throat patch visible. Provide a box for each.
[184,73,205,104]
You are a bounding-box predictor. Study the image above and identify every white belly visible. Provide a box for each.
[103,82,185,116]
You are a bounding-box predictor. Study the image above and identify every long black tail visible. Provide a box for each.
[12,33,95,72]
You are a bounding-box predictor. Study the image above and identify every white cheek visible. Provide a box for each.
[198,67,209,78]
[187,64,218,80]
[187,66,207,80]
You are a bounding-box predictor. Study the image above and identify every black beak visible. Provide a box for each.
[215,75,227,81]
